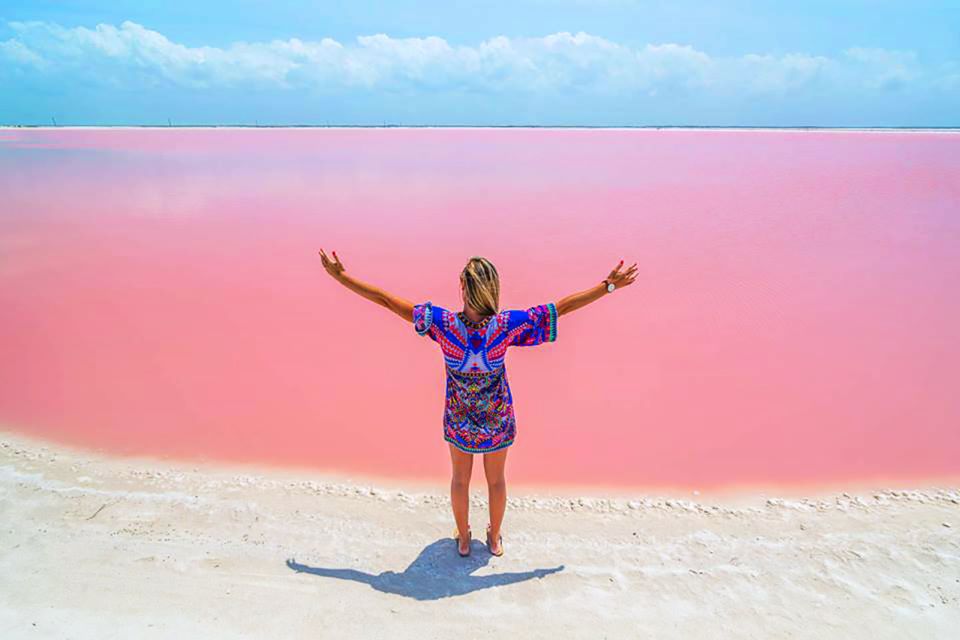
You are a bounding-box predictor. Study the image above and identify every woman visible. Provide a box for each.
[317,250,637,557]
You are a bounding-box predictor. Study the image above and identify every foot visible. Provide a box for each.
[486,524,503,556]
[455,526,471,556]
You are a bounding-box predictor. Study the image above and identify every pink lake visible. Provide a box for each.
[1,128,958,494]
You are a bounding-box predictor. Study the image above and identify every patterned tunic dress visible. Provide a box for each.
[413,300,558,454]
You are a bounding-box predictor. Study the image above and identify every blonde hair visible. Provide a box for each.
[461,256,500,317]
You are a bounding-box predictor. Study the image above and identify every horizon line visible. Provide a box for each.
[3,124,959,133]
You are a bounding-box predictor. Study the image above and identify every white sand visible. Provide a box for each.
[1,430,958,639]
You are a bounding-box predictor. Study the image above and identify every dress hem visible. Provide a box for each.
[444,434,514,454]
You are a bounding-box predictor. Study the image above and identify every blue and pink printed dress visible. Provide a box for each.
[412,301,558,454]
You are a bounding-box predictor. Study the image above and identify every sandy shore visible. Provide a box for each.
[1,430,958,639]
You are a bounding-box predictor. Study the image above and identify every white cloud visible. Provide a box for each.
[726,53,831,94]
[842,47,920,90]
[0,38,45,66]
[0,20,953,96]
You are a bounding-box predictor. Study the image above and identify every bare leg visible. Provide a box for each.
[448,442,474,555]
[482,446,508,554]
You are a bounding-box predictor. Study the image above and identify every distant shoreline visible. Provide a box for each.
[2,124,959,133]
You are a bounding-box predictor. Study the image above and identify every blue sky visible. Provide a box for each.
[1,1,958,126]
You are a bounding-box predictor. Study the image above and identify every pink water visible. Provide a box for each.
[1,128,958,493]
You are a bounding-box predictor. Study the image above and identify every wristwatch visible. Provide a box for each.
[603,279,616,293]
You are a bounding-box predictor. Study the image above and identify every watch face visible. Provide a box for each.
[607,283,615,292]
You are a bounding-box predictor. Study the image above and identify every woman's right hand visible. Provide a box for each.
[318,248,346,281]
[606,259,638,289]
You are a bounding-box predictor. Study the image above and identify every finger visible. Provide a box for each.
[319,248,329,262]
[333,250,343,267]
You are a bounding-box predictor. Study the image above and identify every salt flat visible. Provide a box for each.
[1,430,958,639]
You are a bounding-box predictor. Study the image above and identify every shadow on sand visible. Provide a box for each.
[286,537,565,600]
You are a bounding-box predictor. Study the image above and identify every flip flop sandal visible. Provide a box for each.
[486,524,504,557]
[454,526,472,557]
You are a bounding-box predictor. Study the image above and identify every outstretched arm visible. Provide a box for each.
[555,259,637,317]
[318,248,415,323]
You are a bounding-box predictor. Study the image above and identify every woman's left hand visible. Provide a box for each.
[318,248,346,280]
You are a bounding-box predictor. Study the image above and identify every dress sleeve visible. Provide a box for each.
[506,302,558,347]
[413,300,445,343]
